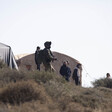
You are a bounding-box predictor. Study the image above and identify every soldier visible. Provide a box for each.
[43,41,57,72]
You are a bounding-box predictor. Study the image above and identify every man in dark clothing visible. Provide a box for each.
[60,61,71,81]
[35,46,40,71]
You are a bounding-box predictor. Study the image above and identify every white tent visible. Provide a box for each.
[0,43,18,70]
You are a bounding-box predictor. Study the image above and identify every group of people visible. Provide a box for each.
[35,41,112,86]
[60,61,82,85]
[35,41,57,72]
[35,41,82,86]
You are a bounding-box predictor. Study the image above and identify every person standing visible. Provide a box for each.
[106,73,111,79]
[60,61,71,81]
[43,41,57,72]
[72,63,82,85]
[35,46,40,71]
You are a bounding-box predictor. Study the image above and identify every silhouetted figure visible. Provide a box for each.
[35,46,40,71]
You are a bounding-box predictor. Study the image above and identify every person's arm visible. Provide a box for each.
[46,49,57,61]
[60,66,64,76]
[35,51,37,64]
[67,67,71,77]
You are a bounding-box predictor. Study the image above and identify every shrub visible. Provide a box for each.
[92,78,112,88]
[33,71,66,84]
[0,68,32,87]
[33,71,54,83]
[0,67,66,86]
[0,81,46,104]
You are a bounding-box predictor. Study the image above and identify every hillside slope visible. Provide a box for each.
[0,68,112,112]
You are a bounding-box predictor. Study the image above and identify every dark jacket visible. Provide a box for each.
[60,64,71,81]
[72,68,78,79]
[35,50,39,64]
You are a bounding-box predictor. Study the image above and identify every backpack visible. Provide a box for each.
[35,49,44,64]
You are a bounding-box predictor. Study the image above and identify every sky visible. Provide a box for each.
[0,0,112,87]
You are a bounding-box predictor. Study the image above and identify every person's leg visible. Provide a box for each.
[78,78,81,86]
[65,77,69,82]
[37,63,40,71]
[43,62,51,72]
[75,77,78,85]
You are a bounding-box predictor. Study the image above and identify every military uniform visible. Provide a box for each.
[43,41,56,72]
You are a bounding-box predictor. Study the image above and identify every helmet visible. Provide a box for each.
[44,41,51,48]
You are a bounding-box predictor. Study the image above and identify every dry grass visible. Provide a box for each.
[0,66,112,112]
[0,81,48,104]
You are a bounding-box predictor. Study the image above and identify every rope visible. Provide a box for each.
[82,65,96,80]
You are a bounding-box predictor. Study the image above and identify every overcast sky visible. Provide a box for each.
[0,0,112,87]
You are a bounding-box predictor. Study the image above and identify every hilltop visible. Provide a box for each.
[15,51,82,83]
[15,51,80,72]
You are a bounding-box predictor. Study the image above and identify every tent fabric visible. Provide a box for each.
[0,43,18,70]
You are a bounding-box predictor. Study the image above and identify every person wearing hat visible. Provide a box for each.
[43,41,57,72]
